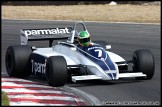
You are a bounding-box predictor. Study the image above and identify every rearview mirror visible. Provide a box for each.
[106,45,111,50]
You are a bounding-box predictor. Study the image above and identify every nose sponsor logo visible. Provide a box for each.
[31,60,46,74]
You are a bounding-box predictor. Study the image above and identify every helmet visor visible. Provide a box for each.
[79,37,90,43]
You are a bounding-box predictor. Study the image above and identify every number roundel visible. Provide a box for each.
[88,48,107,60]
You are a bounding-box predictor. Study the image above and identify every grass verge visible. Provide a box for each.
[2,4,160,23]
[1,91,10,106]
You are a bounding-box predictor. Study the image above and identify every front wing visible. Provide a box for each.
[71,72,146,82]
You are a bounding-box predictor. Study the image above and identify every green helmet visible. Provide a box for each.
[78,31,91,47]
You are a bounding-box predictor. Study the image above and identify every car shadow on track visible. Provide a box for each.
[2,75,146,88]
[67,78,145,87]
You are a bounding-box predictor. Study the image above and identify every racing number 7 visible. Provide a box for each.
[95,49,102,57]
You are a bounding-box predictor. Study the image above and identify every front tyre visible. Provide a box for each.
[5,45,32,77]
[132,49,155,80]
[46,56,67,87]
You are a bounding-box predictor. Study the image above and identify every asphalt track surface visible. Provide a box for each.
[1,19,161,105]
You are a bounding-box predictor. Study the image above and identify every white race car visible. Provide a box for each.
[5,22,155,87]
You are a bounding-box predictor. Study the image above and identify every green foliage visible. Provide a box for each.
[1,91,9,106]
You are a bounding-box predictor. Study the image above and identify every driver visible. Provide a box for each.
[77,31,92,47]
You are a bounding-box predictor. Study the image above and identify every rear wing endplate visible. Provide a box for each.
[20,27,73,46]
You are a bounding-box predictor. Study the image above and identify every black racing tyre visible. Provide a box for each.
[46,56,67,87]
[5,45,32,77]
[132,49,155,80]
[93,40,108,49]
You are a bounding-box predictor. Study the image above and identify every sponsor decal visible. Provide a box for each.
[31,60,46,74]
[23,28,71,36]
[87,46,103,51]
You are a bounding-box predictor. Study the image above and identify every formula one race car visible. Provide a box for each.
[5,22,155,87]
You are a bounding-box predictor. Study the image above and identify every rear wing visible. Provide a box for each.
[20,27,73,46]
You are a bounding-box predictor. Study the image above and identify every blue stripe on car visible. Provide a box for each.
[77,44,116,71]
[108,73,113,79]
[113,73,116,79]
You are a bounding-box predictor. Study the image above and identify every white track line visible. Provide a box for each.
[2,78,38,82]
[2,82,52,88]
[10,102,73,106]
[2,88,71,94]
[8,94,84,102]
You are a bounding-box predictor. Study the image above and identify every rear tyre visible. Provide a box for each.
[46,56,67,87]
[132,49,155,80]
[5,45,32,77]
